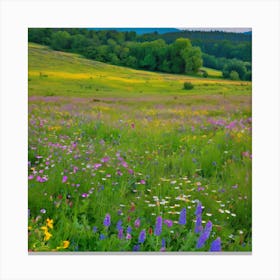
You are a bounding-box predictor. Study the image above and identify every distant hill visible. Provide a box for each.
[89,28,181,35]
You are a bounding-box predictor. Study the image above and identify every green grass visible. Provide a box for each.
[28,43,252,252]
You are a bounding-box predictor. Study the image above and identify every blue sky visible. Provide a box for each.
[181,28,251,33]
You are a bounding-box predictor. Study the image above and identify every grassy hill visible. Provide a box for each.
[28,43,251,97]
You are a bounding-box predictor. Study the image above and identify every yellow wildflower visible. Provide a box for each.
[40,226,48,232]
[44,231,52,241]
[62,240,70,249]
[46,218,53,229]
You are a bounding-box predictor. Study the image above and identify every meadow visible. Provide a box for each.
[28,43,252,252]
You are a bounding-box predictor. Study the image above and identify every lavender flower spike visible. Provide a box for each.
[179,208,187,225]
[138,229,146,243]
[196,221,213,249]
[103,213,111,227]
[154,216,162,236]
[210,237,221,252]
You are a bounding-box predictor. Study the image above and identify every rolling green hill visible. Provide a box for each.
[28,43,251,97]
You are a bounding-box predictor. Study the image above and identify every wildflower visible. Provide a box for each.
[164,219,173,227]
[210,237,221,252]
[99,234,106,240]
[128,169,134,175]
[62,175,68,183]
[148,227,153,235]
[93,226,98,233]
[40,209,46,214]
[140,179,146,185]
[118,228,124,239]
[195,215,203,233]
[62,240,70,249]
[179,208,186,225]
[154,216,162,236]
[127,226,132,234]
[40,226,48,232]
[81,193,88,198]
[101,156,110,163]
[103,213,111,227]
[160,238,166,252]
[44,231,52,241]
[46,218,53,229]
[94,163,102,170]
[195,202,202,216]
[138,230,146,243]
[133,244,140,251]
[196,221,212,248]
[134,218,140,228]
[131,123,135,129]
[28,175,34,180]
[116,220,122,231]
[121,161,128,168]
[126,233,132,240]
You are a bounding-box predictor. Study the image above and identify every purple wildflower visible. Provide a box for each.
[134,218,140,228]
[128,169,134,175]
[92,226,98,233]
[126,233,132,240]
[103,213,111,227]
[196,221,213,249]
[154,216,162,236]
[164,219,173,228]
[133,244,140,251]
[93,163,102,170]
[99,234,106,240]
[140,179,146,185]
[138,230,146,243]
[195,215,203,234]
[101,156,110,163]
[195,202,202,216]
[179,208,187,225]
[127,226,132,234]
[160,238,166,252]
[116,220,122,231]
[28,175,34,180]
[40,208,46,214]
[121,161,128,168]
[210,237,222,252]
[81,193,88,198]
[118,228,124,239]
[62,175,68,183]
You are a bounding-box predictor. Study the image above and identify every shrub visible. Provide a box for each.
[229,70,240,81]
[183,81,194,90]
[203,71,208,78]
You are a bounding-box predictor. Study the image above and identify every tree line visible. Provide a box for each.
[28,28,251,81]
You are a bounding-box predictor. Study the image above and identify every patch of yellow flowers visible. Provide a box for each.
[40,218,53,241]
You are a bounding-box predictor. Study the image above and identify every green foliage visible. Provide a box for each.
[229,70,240,81]
[222,59,247,80]
[51,31,72,51]
[183,81,194,90]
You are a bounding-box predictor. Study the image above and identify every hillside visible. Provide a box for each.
[28,43,251,97]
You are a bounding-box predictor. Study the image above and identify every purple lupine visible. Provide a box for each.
[210,237,221,252]
[164,219,173,228]
[116,220,122,231]
[195,215,203,234]
[92,226,98,233]
[154,216,162,236]
[195,202,202,216]
[133,244,140,251]
[127,226,132,234]
[134,218,140,228]
[99,234,106,240]
[138,230,146,243]
[103,213,111,227]
[118,228,124,239]
[160,238,166,251]
[179,208,187,225]
[196,221,213,249]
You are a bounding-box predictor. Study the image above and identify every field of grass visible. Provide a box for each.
[28,43,252,252]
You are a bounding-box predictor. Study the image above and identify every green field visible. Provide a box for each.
[28,43,252,252]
